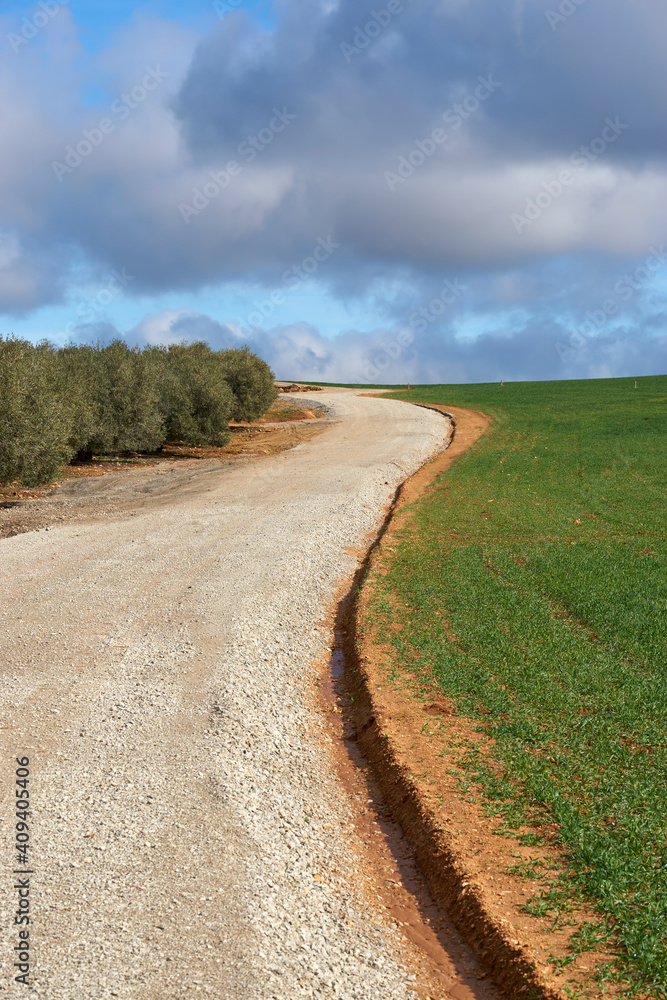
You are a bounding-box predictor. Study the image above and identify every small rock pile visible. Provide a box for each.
[277,383,324,393]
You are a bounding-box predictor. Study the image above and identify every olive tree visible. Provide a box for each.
[58,343,108,461]
[159,342,234,446]
[0,337,74,486]
[97,340,164,453]
[218,346,277,422]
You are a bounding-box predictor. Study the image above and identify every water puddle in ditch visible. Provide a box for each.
[319,625,502,1000]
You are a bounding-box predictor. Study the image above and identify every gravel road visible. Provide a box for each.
[0,392,449,1000]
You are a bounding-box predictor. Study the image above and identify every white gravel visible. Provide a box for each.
[0,392,449,1000]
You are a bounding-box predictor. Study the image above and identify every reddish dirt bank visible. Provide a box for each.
[346,403,619,1000]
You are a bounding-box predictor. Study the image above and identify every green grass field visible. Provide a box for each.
[366,375,667,994]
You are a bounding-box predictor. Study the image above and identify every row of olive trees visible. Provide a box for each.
[0,338,277,487]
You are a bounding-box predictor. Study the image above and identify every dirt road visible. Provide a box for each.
[0,392,480,999]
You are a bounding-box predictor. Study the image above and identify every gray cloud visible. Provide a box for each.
[0,0,665,378]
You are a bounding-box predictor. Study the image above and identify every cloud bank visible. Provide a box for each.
[1,0,666,380]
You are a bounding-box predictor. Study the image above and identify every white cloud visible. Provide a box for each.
[1,0,666,379]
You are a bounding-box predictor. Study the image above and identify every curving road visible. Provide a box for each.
[0,392,457,1000]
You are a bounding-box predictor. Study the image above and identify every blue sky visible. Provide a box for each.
[1,0,666,382]
[1,0,274,43]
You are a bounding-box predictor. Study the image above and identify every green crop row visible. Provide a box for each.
[368,375,667,993]
[0,337,277,486]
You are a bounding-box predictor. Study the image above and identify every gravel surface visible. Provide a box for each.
[0,392,449,1000]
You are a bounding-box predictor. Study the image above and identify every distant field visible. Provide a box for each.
[366,376,667,994]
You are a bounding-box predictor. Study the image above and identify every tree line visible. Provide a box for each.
[0,338,277,487]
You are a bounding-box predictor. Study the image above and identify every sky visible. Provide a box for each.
[0,0,666,384]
